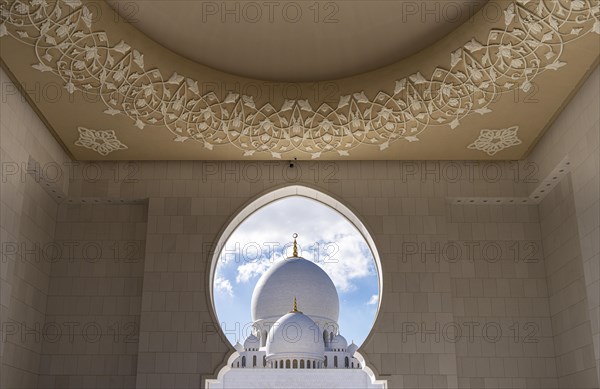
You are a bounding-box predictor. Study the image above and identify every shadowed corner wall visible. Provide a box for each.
[1,65,598,389]
[526,66,600,388]
[1,67,149,388]
[1,67,70,388]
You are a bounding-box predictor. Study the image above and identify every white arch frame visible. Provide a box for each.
[205,184,386,389]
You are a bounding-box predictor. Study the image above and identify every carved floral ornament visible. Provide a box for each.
[0,0,599,159]
[468,125,522,156]
[74,126,127,156]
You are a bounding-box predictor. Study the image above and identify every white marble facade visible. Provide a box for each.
[229,245,361,371]
[211,244,376,387]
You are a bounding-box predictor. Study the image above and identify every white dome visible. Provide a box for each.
[266,311,325,360]
[347,341,358,355]
[243,334,260,350]
[234,341,244,352]
[251,257,339,324]
[331,334,348,350]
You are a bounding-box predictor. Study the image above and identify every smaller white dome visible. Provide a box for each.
[243,334,260,350]
[266,311,325,360]
[347,341,358,355]
[331,334,348,350]
[234,341,244,352]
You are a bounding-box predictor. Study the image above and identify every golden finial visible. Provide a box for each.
[290,297,302,313]
[292,233,298,257]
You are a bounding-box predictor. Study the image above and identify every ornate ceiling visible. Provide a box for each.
[0,0,598,160]
[105,0,487,82]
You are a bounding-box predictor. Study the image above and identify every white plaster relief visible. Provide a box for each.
[74,126,128,156]
[1,0,598,158]
[468,125,522,156]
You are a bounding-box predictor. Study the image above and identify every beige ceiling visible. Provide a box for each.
[0,0,598,161]
[106,0,488,82]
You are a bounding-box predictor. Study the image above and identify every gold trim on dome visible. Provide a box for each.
[0,0,598,159]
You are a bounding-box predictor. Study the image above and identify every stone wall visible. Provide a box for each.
[1,68,70,388]
[64,159,561,389]
[528,66,600,388]
[37,203,147,388]
[539,176,598,388]
[448,201,556,389]
[1,64,598,389]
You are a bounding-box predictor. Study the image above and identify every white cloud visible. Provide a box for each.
[236,259,273,284]
[222,197,377,293]
[214,276,234,297]
[214,196,380,347]
[314,234,374,292]
[367,294,379,305]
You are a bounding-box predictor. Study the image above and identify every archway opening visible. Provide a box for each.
[206,185,386,389]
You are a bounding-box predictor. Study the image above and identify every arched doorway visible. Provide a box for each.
[206,185,386,388]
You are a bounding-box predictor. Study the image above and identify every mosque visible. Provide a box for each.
[207,236,385,388]
[2,0,598,386]
[233,235,360,370]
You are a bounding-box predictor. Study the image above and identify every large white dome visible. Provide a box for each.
[266,311,325,360]
[251,257,339,324]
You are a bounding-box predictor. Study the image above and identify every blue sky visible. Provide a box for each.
[213,196,380,347]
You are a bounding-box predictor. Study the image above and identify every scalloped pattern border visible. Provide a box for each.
[1,0,598,158]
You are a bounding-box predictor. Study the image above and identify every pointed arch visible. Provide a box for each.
[206,184,386,388]
[209,185,383,317]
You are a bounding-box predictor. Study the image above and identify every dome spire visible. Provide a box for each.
[291,233,298,257]
[291,297,302,313]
